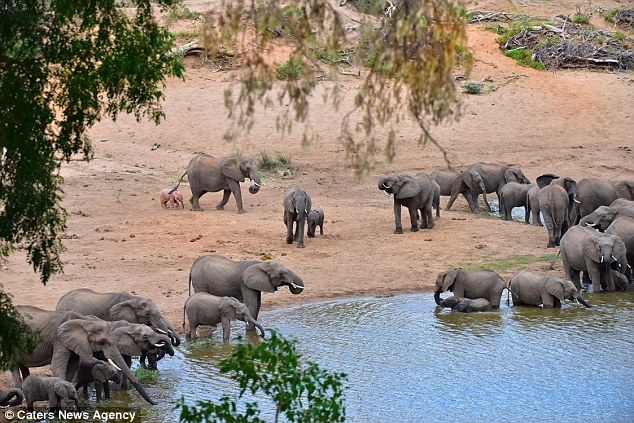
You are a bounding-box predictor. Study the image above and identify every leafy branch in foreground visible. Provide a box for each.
[0,0,184,283]
[177,330,347,422]
[202,0,468,177]
[0,290,37,371]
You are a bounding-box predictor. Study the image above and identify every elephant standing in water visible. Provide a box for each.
[189,255,304,329]
[378,172,435,233]
[560,226,628,292]
[184,294,266,340]
[283,186,312,248]
[439,296,493,312]
[537,174,577,247]
[74,359,121,401]
[22,375,80,412]
[575,177,634,221]
[174,154,261,213]
[499,182,533,222]
[434,268,505,308]
[507,270,591,308]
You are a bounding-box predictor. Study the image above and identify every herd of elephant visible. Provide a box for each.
[2,154,633,412]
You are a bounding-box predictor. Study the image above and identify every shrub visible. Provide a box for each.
[505,48,544,70]
[462,82,484,94]
[258,152,292,172]
[275,57,304,80]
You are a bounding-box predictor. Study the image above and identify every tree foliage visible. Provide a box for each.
[0,0,184,283]
[178,330,347,422]
[0,290,37,371]
[202,0,468,176]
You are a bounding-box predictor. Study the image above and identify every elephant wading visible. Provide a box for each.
[175,154,261,213]
[283,186,312,248]
[499,182,533,222]
[189,255,304,329]
[378,172,435,234]
[184,294,266,340]
[560,225,628,292]
[439,296,493,312]
[55,288,180,348]
[508,270,591,308]
[434,268,505,309]
[537,174,577,247]
[74,359,121,401]
[22,375,80,412]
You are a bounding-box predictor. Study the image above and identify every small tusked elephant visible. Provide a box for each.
[74,358,121,401]
[22,375,81,412]
[434,268,505,309]
[507,270,591,308]
[307,208,325,237]
[378,172,435,233]
[189,255,304,330]
[283,186,312,248]
[173,153,261,213]
[439,296,493,312]
[184,294,265,341]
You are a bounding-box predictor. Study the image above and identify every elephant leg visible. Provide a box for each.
[465,190,480,213]
[296,220,306,248]
[586,260,603,292]
[103,381,110,399]
[242,290,260,332]
[408,205,419,232]
[95,381,103,401]
[445,186,462,211]
[553,225,562,247]
[285,212,295,244]
[393,201,404,234]
[227,179,245,213]
[216,189,231,210]
[542,213,556,248]
[424,206,435,229]
[189,321,198,339]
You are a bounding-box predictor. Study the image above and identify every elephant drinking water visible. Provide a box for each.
[507,270,591,308]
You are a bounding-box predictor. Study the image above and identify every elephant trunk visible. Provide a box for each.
[576,294,592,308]
[287,273,304,294]
[0,388,24,407]
[481,186,491,212]
[106,350,156,405]
[248,319,266,338]
[152,318,181,347]
[73,397,81,410]
[578,215,594,227]
[434,290,443,306]
[248,169,262,194]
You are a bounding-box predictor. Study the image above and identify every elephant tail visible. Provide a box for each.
[547,250,561,270]
[170,171,188,193]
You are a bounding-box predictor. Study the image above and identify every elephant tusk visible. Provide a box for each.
[289,282,303,289]
[252,182,261,187]
[585,222,596,227]
[154,342,166,347]
[108,359,122,372]
[611,255,617,263]
[384,191,391,198]
[382,183,389,189]
[601,255,604,263]
[573,198,581,204]
[155,328,167,334]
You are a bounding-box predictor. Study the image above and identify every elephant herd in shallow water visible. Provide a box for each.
[2,154,633,412]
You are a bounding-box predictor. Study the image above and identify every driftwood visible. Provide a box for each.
[612,9,634,29]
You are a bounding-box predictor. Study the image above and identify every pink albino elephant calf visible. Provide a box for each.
[159,189,184,209]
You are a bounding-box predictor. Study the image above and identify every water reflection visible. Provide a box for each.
[76,292,634,422]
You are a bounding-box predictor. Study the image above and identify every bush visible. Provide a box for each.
[275,58,304,80]
[505,48,544,70]
[462,81,484,94]
[258,152,291,172]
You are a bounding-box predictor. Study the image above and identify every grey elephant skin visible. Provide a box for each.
[447,163,529,213]
[431,179,441,219]
[508,270,591,308]
[184,294,265,340]
[55,288,181,347]
[0,388,23,406]
[575,177,634,221]
[189,255,304,329]
[439,296,493,312]
[499,181,533,222]
[444,169,491,213]
[22,375,80,412]
[175,153,261,213]
[434,268,505,308]
[307,207,325,237]
[429,169,458,197]
[537,174,577,247]
[578,204,634,230]
[283,186,312,248]
[606,217,634,284]
[74,359,121,401]
[560,225,628,292]
[378,172,435,233]
[526,184,543,226]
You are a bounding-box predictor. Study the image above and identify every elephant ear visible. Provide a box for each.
[503,169,518,183]
[242,264,276,293]
[614,180,634,199]
[581,236,601,263]
[221,156,245,182]
[537,173,559,189]
[283,188,296,211]
[112,327,143,357]
[544,277,566,301]
[110,300,138,323]
[56,320,99,359]
[395,175,421,200]
[219,297,238,320]
[441,269,459,291]
[563,177,577,197]
[54,380,71,398]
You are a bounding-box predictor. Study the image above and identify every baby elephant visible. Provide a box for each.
[159,188,184,208]
[74,359,122,401]
[22,375,81,412]
[184,294,266,341]
[439,296,493,312]
[307,208,324,238]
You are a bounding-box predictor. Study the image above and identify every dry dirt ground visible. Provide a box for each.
[1,0,633,388]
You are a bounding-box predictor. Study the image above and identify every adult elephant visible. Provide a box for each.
[55,288,180,347]
[429,169,458,196]
[447,163,530,213]
[560,225,628,292]
[606,217,634,284]
[378,172,435,233]
[499,182,532,222]
[12,306,157,405]
[537,174,577,247]
[526,184,543,226]
[283,186,311,248]
[578,204,634,230]
[434,268,505,309]
[507,270,591,308]
[0,388,23,406]
[575,178,634,221]
[175,153,261,213]
[189,255,304,329]
[444,169,491,213]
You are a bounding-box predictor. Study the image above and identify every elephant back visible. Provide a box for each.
[189,255,260,299]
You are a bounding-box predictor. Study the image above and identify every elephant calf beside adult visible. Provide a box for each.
[434,268,505,309]
[283,186,312,248]
[378,172,435,234]
[508,270,591,308]
[174,153,261,213]
[189,255,304,330]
